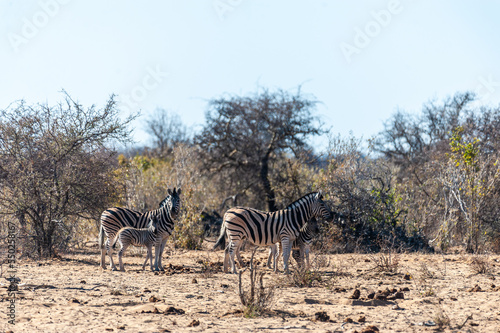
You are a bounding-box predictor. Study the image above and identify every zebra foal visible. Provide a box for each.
[214,192,332,274]
[99,187,181,271]
[267,217,320,271]
[111,219,159,271]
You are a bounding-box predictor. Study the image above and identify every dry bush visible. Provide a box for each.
[468,254,492,274]
[369,249,399,274]
[418,262,436,280]
[433,307,451,331]
[238,250,275,318]
[197,251,222,278]
[282,252,334,288]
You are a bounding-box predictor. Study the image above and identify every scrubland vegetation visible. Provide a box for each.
[1,89,500,258]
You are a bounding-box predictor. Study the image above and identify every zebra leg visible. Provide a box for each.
[228,240,240,274]
[304,244,310,270]
[117,243,128,272]
[235,246,245,268]
[267,245,276,269]
[143,245,152,271]
[274,242,281,272]
[106,239,118,271]
[100,237,108,269]
[153,239,162,271]
[281,237,292,274]
[157,238,167,271]
[223,245,230,273]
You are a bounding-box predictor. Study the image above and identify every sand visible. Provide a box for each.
[1,244,499,333]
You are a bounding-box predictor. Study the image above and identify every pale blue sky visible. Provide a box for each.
[1,1,499,151]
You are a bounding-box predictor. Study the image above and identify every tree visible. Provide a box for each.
[144,108,190,156]
[195,88,324,211]
[0,92,136,257]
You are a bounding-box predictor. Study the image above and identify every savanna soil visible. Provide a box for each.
[1,243,499,333]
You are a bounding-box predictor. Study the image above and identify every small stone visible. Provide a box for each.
[392,292,404,299]
[315,311,330,322]
[149,295,161,302]
[192,278,198,284]
[188,319,200,327]
[344,317,354,323]
[361,325,379,333]
[403,273,411,280]
[468,285,482,292]
[349,289,361,299]
[358,315,366,322]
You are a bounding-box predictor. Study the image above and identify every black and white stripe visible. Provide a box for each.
[111,221,159,271]
[99,187,181,271]
[214,192,332,273]
[267,217,320,271]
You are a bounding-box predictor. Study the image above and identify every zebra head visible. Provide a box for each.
[308,217,320,234]
[160,187,182,219]
[311,191,333,222]
[300,217,320,234]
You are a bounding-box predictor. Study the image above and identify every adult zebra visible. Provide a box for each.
[214,192,332,274]
[99,188,181,271]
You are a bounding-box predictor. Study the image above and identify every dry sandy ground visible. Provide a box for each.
[1,244,499,333]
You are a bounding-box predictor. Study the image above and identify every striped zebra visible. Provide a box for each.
[214,192,332,274]
[99,187,181,271]
[111,219,159,271]
[267,217,320,271]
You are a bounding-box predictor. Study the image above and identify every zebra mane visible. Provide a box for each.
[286,192,319,210]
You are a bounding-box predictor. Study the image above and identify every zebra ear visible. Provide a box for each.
[167,188,173,196]
[315,191,323,200]
[176,188,182,196]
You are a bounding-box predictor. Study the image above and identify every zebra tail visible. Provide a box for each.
[98,224,105,249]
[212,223,226,250]
[111,228,124,249]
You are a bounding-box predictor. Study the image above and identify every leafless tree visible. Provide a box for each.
[145,108,190,156]
[195,88,324,211]
[0,92,136,257]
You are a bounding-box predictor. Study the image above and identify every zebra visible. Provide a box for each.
[99,187,181,271]
[111,219,159,272]
[213,192,332,274]
[267,217,320,271]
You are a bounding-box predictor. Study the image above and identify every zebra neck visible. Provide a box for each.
[154,205,173,221]
[286,206,312,231]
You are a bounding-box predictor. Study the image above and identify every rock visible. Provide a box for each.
[361,325,379,333]
[358,315,366,322]
[349,289,361,299]
[314,311,330,322]
[164,306,185,315]
[188,319,200,327]
[468,285,482,292]
[148,295,161,302]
